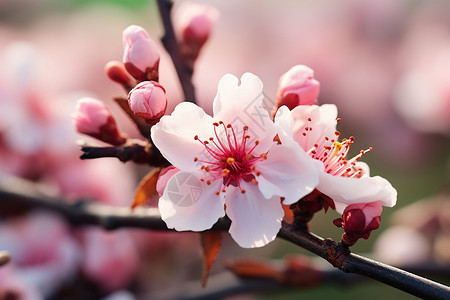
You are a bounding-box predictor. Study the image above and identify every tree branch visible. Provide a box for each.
[79,139,168,166]
[156,0,196,103]
[278,224,450,300]
[0,175,448,299]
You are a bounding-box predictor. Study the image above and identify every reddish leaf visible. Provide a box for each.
[223,258,280,280]
[131,167,161,209]
[200,231,222,287]
[283,255,322,287]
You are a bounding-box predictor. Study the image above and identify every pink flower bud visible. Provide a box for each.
[105,61,134,91]
[127,81,167,125]
[174,2,218,62]
[333,201,382,246]
[276,65,320,110]
[122,25,160,81]
[72,98,126,145]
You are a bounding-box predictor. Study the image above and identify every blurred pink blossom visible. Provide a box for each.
[0,211,80,297]
[80,228,140,292]
[122,25,160,81]
[174,1,219,61]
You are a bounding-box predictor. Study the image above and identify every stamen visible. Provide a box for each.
[226,157,235,165]
[194,122,262,194]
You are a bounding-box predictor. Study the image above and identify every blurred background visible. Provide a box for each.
[0,0,449,299]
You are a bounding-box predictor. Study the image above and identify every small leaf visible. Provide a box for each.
[132,167,161,209]
[224,258,280,280]
[200,231,222,287]
[283,255,322,287]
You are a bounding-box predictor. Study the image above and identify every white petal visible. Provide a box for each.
[290,104,338,151]
[151,102,214,171]
[212,73,276,154]
[317,173,397,214]
[256,143,323,204]
[158,171,225,231]
[274,105,295,145]
[225,183,283,248]
[213,73,263,117]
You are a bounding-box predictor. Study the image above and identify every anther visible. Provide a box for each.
[226,157,235,165]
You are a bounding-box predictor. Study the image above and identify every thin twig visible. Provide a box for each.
[0,176,449,299]
[156,0,197,103]
[79,140,167,166]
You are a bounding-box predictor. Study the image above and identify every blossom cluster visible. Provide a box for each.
[71,5,397,249]
[153,72,397,248]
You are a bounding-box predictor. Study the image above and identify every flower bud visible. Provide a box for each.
[72,98,126,145]
[174,2,218,62]
[122,25,160,81]
[276,65,320,110]
[105,61,134,91]
[127,81,167,125]
[333,201,382,246]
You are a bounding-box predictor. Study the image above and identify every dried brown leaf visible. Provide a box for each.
[131,167,161,209]
[200,231,222,287]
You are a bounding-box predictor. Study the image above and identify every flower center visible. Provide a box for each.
[300,117,372,178]
[194,121,264,194]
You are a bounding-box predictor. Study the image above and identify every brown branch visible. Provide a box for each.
[278,224,450,300]
[156,0,196,103]
[79,139,168,166]
[0,175,449,299]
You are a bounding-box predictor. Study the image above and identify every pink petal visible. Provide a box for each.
[318,173,397,213]
[151,102,214,171]
[212,73,277,154]
[256,143,322,204]
[159,171,225,231]
[290,104,338,151]
[225,182,284,248]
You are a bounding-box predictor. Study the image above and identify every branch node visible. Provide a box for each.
[323,238,350,270]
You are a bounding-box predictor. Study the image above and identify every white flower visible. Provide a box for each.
[151,73,322,248]
[275,104,397,213]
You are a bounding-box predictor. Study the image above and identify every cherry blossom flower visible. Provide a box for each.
[275,104,397,213]
[151,73,322,248]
